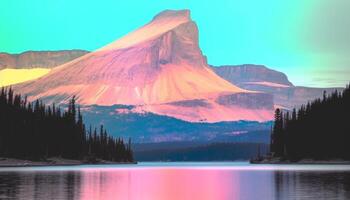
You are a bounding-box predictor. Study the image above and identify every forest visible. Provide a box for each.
[135,142,269,161]
[270,83,350,161]
[0,87,133,162]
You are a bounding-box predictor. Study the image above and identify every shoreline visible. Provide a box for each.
[0,157,137,168]
[250,157,350,165]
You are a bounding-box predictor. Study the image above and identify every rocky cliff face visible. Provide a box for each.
[0,50,89,69]
[211,64,293,87]
[211,65,342,109]
[14,10,274,122]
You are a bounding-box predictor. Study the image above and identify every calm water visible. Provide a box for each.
[0,162,350,200]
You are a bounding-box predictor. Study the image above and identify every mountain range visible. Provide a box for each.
[1,10,342,142]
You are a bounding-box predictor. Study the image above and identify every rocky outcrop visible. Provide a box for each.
[0,50,89,69]
[211,64,293,87]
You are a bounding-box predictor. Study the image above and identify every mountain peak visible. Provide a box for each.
[98,9,192,51]
[152,9,191,22]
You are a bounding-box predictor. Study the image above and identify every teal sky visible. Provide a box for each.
[1,0,349,87]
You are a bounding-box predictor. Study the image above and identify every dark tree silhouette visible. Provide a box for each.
[0,87,133,162]
[270,83,350,161]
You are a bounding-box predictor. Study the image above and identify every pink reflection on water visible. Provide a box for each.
[79,168,240,200]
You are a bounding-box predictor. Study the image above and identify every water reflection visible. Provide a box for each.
[79,169,244,200]
[274,171,350,200]
[0,164,349,200]
[0,171,81,199]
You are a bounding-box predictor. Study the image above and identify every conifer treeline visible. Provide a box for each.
[270,83,350,161]
[0,88,133,162]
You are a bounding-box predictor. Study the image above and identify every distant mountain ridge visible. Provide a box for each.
[211,65,342,109]
[81,105,272,142]
[0,50,88,69]
[211,64,293,87]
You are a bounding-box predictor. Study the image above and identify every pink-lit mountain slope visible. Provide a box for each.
[14,10,274,122]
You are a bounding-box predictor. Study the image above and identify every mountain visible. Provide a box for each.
[0,50,89,87]
[211,65,342,109]
[211,64,293,87]
[4,51,341,111]
[0,50,88,70]
[81,105,272,142]
[14,10,274,123]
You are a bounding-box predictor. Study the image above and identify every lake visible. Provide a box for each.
[0,162,350,200]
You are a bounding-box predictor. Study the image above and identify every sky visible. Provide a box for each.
[0,0,349,87]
